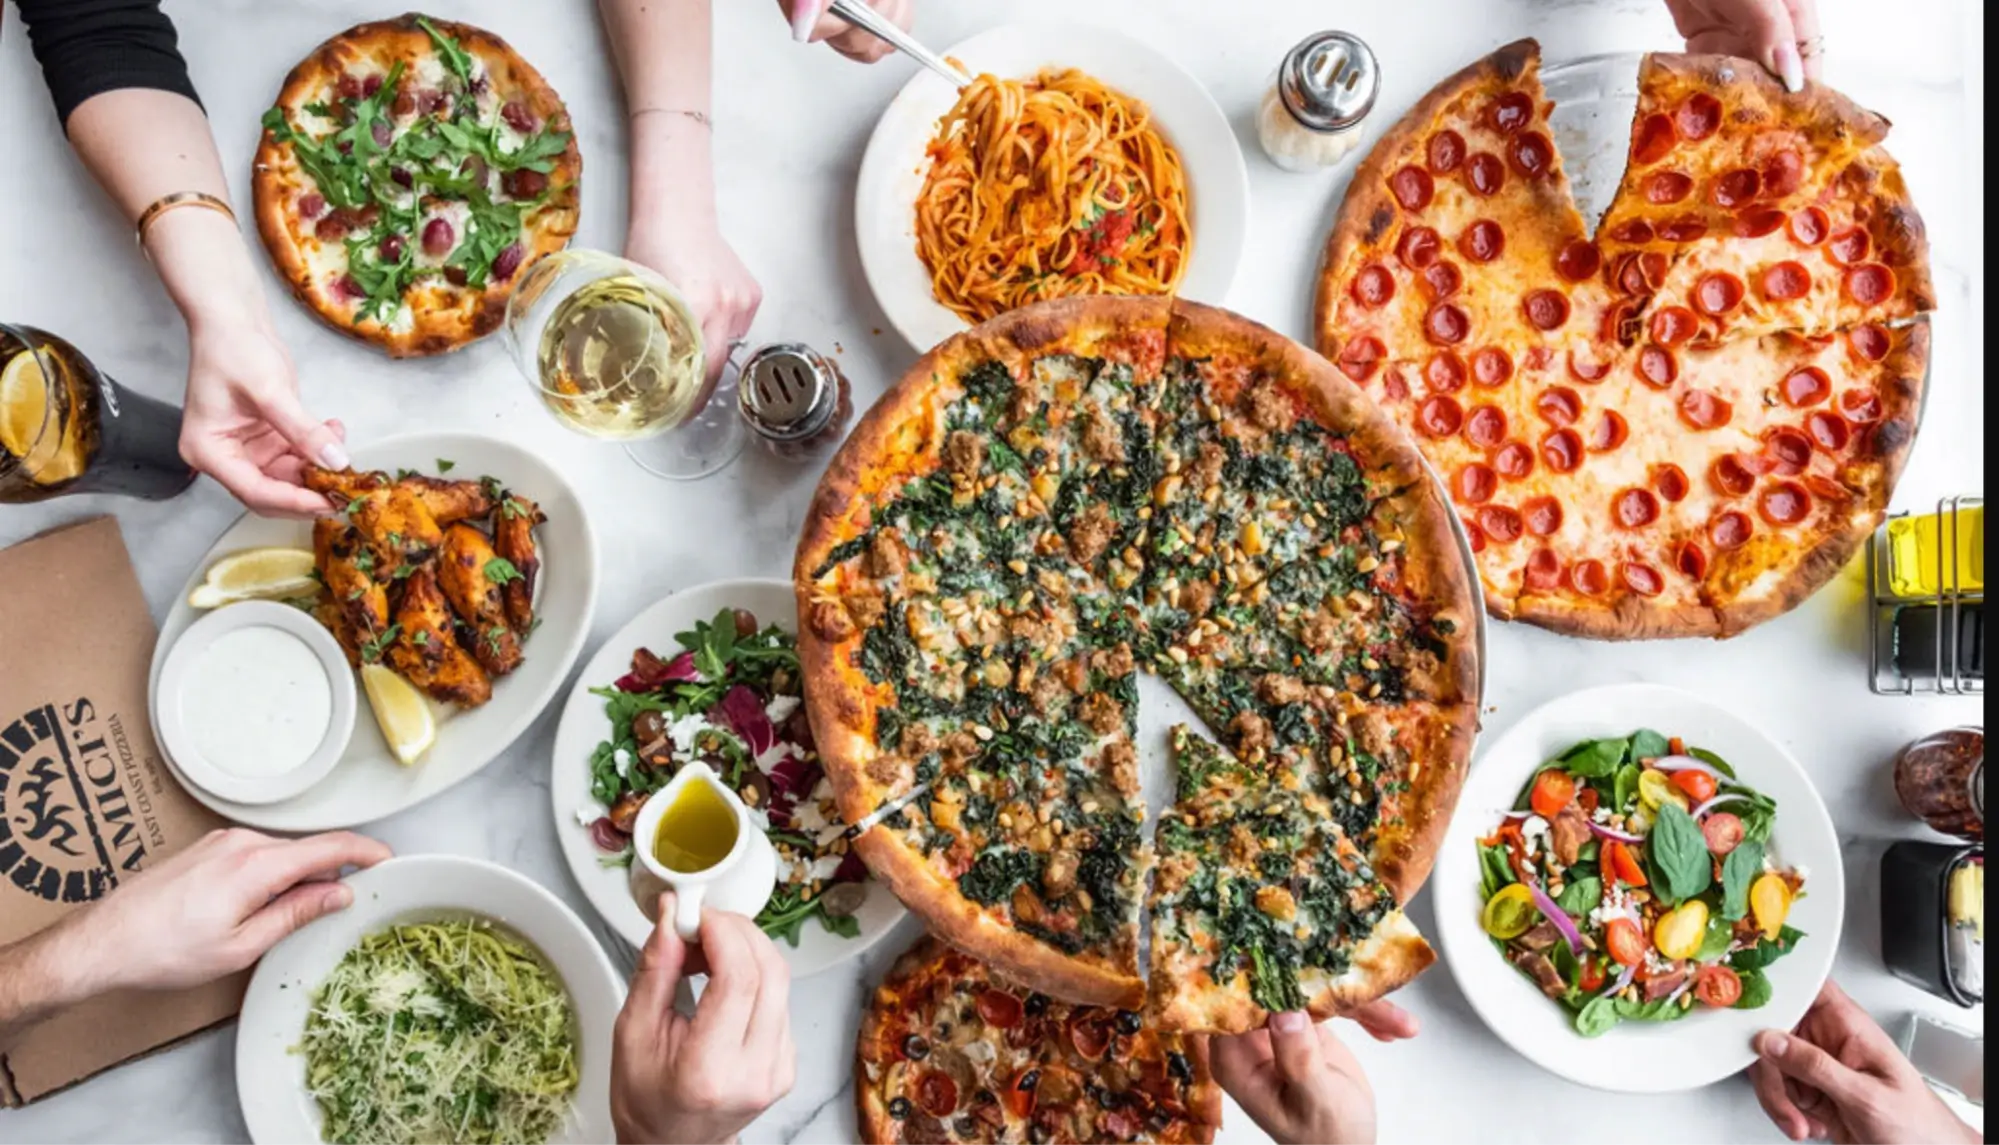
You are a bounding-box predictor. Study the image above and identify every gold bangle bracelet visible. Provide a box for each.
[135,191,237,246]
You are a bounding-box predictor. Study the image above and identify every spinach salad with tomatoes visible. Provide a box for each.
[1477,728,1806,1037]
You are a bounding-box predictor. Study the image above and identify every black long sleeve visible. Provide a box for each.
[15,0,201,129]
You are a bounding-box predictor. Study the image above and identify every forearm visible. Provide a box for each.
[597,0,722,238]
[0,915,113,1049]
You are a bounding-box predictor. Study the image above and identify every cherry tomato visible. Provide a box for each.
[1579,955,1607,992]
[1482,883,1539,939]
[1530,770,1578,818]
[1654,900,1709,960]
[1671,769,1719,804]
[1702,811,1745,855]
[1751,873,1794,939]
[1695,964,1743,1007]
[1605,840,1649,887]
[1606,917,1648,967]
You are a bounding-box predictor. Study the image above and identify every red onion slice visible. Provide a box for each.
[1527,878,1587,957]
[1604,960,1638,997]
[1690,792,1754,820]
[1651,754,1726,779]
[1587,819,1645,844]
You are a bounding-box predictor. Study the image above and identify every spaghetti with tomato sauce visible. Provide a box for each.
[914,69,1191,324]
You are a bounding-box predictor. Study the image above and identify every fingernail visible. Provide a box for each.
[318,441,351,470]
[1757,1031,1788,1056]
[791,1,819,41]
[328,884,354,909]
[1773,44,1805,93]
[1269,1011,1310,1034]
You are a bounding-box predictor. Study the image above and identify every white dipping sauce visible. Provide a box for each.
[181,625,333,778]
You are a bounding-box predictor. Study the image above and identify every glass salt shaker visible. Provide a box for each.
[736,342,854,462]
[1257,31,1380,173]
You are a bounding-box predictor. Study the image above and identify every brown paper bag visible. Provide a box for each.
[0,516,246,1105]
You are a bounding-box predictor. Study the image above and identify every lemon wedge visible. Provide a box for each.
[360,664,435,765]
[188,547,320,609]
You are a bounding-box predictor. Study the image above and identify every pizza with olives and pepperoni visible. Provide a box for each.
[253,15,580,357]
[856,936,1222,1145]
[1316,40,1931,638]
[797,297,1476,1028]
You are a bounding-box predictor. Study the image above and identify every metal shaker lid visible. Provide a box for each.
[737,342,838,442]
[1278,31,1380,133]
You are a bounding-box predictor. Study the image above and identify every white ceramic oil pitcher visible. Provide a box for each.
[631,760,778,940]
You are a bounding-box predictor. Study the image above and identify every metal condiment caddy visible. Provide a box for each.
[1866,494,1983,696]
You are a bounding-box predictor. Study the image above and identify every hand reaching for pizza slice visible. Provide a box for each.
[1662,0,1826,90]
[1207,1001,1418,1145]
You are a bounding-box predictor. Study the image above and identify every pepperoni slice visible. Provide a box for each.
[1675,541,1710,580]
[1523,289,1571,331]
[1805,473,1853,502]
[1760,261,1813,302]
[1462,516,1487,553]
[1524,547,1563,590]
[1425,352,1468,393]
[1417,394,1464,437]
[1489,92,1534,134]
[1695,271,1747,316]
[1838,388,1884,424]
[1494,441,1535,480]
[1510,131,1554,178]
[1525,346,1556,371]
[1567,348,1611,383]
[1621,561,1665,597]
[1460,220,1506,263]
[1843,263,1895,306]
[1465,404,1508,448]
[1336,335,1385,382]
[1473,347,1515,387]
[1466,152,1506,197]
[1381,366,1411,402]
[1615,487,1662,529]
[1763,149,1805,197]
[1808,410,1851,451]
[1390,165,1435,212]
[1710,454,1756,497]
[1632,113,1677,165]
[1536,386,1582,427]
[1658,215,1711,243]
[917,1069,961,1117]
[1652,462,1690,502]
[1425,302,1471,344]
[1763,426,1814,475]
[1590,409,1629,452]
[977,989,1025,1028]
[1781,366,1831,407]
[1397,226,1442,269]
[1847,323,1891,362]
[1427,129,1466,174]
[1675,93,1722,141]
[1540,428,1583,473]
[1788,206,1830,246]
[1524,496,1564,536]
[1636,344,1679,389]
[1712,168,1762,208]
[1614,254,1652,296]
[1568,558,1609,596]
[1709,510,1753,550]
[1423,261,1465,299]
[1478,504,1524,543]
[1351,264,1396,309]
[1610,218,1656,245]
[1758,480,1813,526]
[1555,240,1602,283]
[1678,388,1734,430]
[1456,463,1498,504]
[1734,207,1788,238]
[1645,171,1694,204]
[1641,251,1670,289]
[1649,305,1700,347]
[1827,227,1872,266]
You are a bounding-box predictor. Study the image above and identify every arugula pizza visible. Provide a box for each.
[795,297,1477,1031]
[254,15,580,356]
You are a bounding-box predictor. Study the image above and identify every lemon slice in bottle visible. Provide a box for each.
[360,663,435,765]
[188,547,320,609]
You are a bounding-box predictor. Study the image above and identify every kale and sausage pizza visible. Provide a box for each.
[796,297,1478,1031]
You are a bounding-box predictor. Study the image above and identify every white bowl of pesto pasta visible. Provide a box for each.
[236,855,624,1145]
[1433,683,1842,1094]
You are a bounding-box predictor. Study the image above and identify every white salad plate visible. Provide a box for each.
[549,578,907,975]
[236,854,624,1145]
[1433,682,1843,1094]
[150,431,599,832]
[855,21,1250,351]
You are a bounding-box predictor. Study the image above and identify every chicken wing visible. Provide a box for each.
[304,466,386,502]
[438,524,524,678]
[401,475,495,525]
[312,517,389,664]
[492,489,545,634]
[388,566,492,708]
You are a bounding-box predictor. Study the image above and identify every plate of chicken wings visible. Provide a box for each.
[150,432,599,831]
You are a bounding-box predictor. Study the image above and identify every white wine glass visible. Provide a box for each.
[504,248,745,480]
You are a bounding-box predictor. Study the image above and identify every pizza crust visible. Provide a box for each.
[1146,909,1436,1035]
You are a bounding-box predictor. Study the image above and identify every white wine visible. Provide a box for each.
[532,271,705,439]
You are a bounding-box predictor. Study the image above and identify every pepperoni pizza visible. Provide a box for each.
[1316,40,1932,638]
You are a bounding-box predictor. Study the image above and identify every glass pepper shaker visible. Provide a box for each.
[736,342,854,462]
[1257,31,1380,173]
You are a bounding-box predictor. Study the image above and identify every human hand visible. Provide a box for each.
[1751,980,1978,1144]
[1662,0,1825,91]
[780,0,916,64]
[1207,1000,1417,1145]
[625,219,762,387]
[181,313,347,516]
[611,897,795,1145]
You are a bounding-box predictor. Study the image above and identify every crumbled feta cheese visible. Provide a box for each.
[765,695,802,725]
[1521,815,1550,858]
[574,805,602,827]
[613,748,633,778]
[794,799,831,836]
[1592,806,1613,824]
[668,713,716,755]
[1643,947,1673,975]
[754,740,800,775]
[808,854,844,881]
[1588,884,1639,930]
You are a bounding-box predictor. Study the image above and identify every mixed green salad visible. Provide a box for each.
[1477,728,1806,1037]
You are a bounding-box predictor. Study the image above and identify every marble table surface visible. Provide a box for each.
[0,0,1983,1141]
